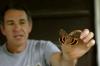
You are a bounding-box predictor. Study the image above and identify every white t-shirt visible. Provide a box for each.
[0,39,60,66]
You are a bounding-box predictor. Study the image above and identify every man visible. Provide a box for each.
[0,5,95,66]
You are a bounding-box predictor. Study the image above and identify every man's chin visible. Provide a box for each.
[13,39,26,45]
[14,41,26,47]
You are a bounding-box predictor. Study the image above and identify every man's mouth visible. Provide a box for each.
[13,35,24,40]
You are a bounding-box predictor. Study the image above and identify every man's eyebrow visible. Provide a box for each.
[6,20,14,23]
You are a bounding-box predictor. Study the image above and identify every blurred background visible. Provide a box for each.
[0,0,97,66]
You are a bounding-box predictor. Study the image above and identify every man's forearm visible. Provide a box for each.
[50,52,77,66]
[60,52,77,66]
[61,55,77,66]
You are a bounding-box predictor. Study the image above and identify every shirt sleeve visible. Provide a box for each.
[44,41,60,65]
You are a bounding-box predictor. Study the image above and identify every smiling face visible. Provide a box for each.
[1,9,32,46]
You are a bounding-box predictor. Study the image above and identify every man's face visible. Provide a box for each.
[1,9,32,45]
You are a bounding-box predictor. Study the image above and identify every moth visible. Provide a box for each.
[59,29,83,46]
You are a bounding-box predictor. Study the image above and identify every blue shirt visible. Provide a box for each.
[0,39,60,66]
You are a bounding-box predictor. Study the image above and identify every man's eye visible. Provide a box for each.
[8,22,14,25]
[20,21,25,24]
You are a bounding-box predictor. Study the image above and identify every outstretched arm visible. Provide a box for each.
[50,29,95,66]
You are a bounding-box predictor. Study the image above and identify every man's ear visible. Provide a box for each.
[0,25,6,36]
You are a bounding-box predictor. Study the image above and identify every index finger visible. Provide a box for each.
[80,29,89,39]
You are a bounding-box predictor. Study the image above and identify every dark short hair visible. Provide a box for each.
[0,4,32,25]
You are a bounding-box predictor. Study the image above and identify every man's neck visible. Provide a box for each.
[6,42,27,54]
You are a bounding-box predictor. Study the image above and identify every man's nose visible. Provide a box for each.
[13,24,21,32]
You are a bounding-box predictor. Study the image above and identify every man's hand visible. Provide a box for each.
[59,29,95,60]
